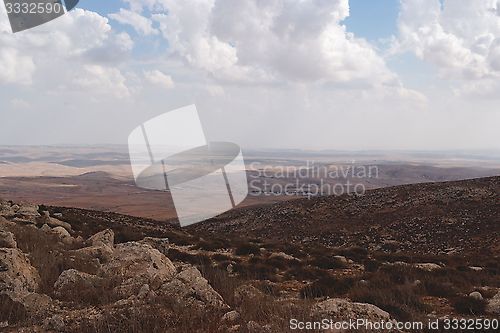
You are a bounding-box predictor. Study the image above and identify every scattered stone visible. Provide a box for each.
[0,231,16,248]
[333,255,349,266]
[40,224,52,233]
[486,291,500,314]
[469,266,483,271]
[222,310,240,323]
[246,321,271,333]
[45,314,65,331]
[39,211,71,230]
[227,324,241,333]
[234,284,264,306]
[414,263,442,271]
[137,284,151,300]
[269,252,296,261]
[469,291,483,300]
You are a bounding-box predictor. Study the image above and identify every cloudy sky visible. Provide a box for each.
[0,0,499,150]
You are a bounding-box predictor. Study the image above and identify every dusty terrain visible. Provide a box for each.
[1,145,498,221]
[0,177,499,332]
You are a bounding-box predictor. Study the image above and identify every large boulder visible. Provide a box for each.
[53,269,103,301]
[159,265,228,311]
[0,202,16,218]
[311,298,391,322]
[233,284,265,306]
[486,291,500,314]
[0,231,16,248]
[1,291,53,324]
[88,229,114,249]
[0,248,40,294]
[50,227,74,245]
[16,203,40,219]
[38,211,71,230]
[100,242,176,298]
[65,245,114,274]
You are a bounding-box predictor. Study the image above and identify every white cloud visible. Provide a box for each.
[109,9,158,36]
[147,0,398,86]
[144,69,174,89]
[73,65,131,98]
[394,0,500,81]
[0,47,35,85]
[0,7,134,97]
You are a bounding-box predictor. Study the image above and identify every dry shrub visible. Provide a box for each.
[307,255,347,270]
[452,296,487,315]
[6,224,77,294]
[234,242,261,256]
[350,284,427,321]
[300,276,355,299]
[0,294,27,324]
[199,264,242,306]
[423,280,458,297]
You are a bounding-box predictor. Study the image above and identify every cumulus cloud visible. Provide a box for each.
[0,47,35,85]
[0,7,134,97]
[144,69,174,89]
[109,9,158,35]
[117,0,399,87]
[394,0,500,80]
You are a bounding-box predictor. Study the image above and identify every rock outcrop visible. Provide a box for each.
[100,242,176,298]
[486,291,500,314]
[53,269,103,300]
[159,265,228,311]
[311,298,391,322]
[0,231,16,249]
[0,248,40,294]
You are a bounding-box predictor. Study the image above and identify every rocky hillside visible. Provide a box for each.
[192,176,500,257]
[1,177,499,332]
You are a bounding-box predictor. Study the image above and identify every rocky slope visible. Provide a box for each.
[1,177,499,332]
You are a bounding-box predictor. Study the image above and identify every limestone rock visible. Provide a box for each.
[0,231,16,248]
[159,265,228,311]
[234,284,264,306]
[53,269,103,300]
[469,291,483,300]
[486,291,500,314]
[222,310,240,323]
[0,248,40,293]
[50,226,74,245]
[100,242,176,297]
[414,263,442,271]
[0,202,16,218]
[311,298,391,322]
[39,211,71,230]
[88,229,114,248]
[16,203,40,219]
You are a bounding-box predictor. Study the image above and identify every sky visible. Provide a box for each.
[0,0,499,151]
